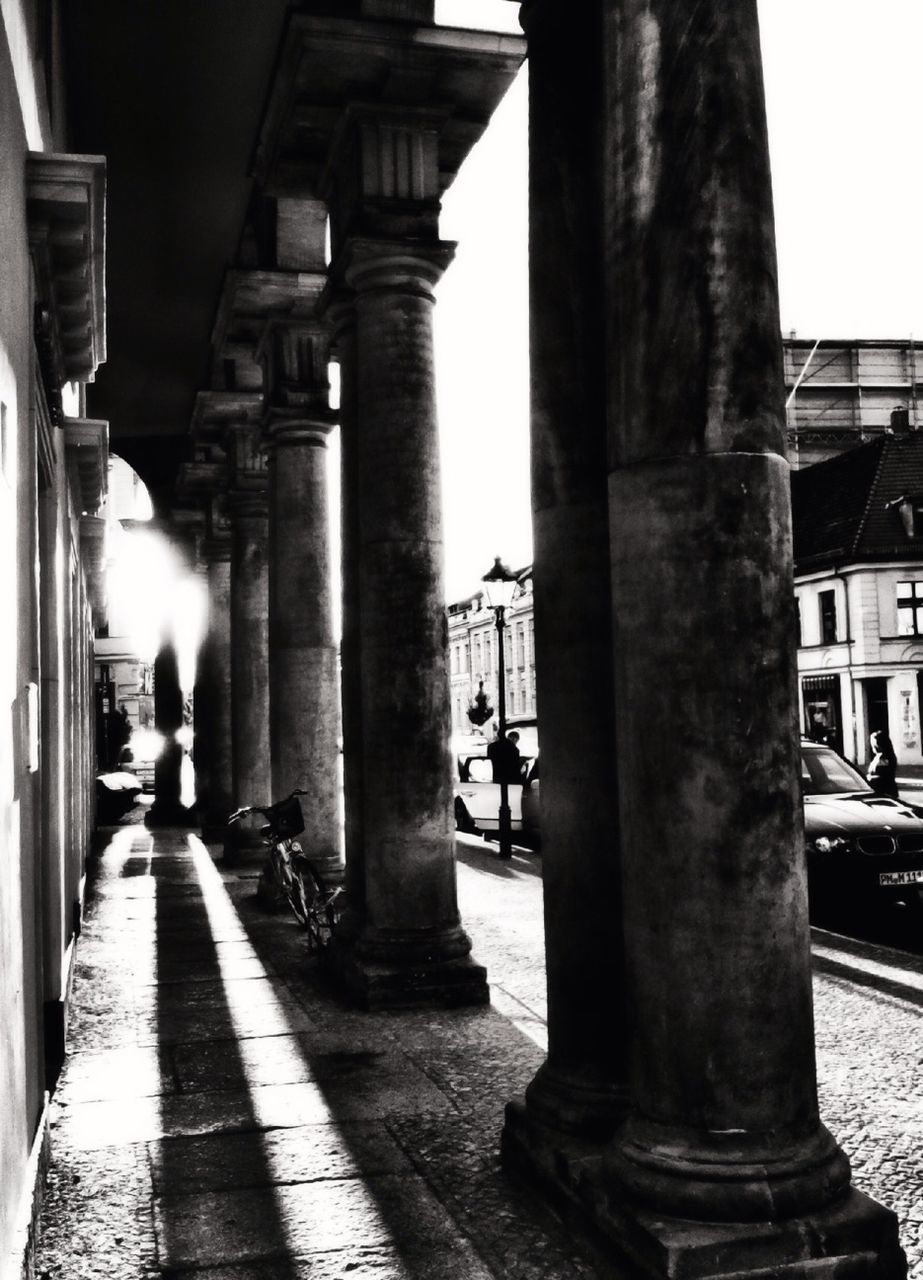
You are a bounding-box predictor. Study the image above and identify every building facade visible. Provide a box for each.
[785,336,922,469]
[793,430,923,768]
[447,569,536,736]
[1,4,107,1270]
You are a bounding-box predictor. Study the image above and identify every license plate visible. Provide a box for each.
[879,869,923,886]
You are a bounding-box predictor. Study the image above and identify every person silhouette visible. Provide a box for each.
[866,730,898,798]
[488,729,521,785]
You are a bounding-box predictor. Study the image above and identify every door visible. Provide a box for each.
[865,678,890,741]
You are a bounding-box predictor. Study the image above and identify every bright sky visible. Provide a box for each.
[434,0,923,600]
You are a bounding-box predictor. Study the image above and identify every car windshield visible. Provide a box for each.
[800,744,871,796]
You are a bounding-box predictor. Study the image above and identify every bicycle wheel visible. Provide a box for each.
[294,858,327,951]
[257,847,289,914]
[287,864,311,928]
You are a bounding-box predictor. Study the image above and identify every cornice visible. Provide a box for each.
[26,153,106,386]
[190,390,264,447]
[64,416,109,515]
[252,12,525,198]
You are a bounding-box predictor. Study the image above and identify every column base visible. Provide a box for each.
[502,1100,907,1279]
[524,1060,628,1141]
[325,936,489,1010]
[221,825,267,868]
[200,820,228,845]
[145,800,195,828]
[310,850,346,886]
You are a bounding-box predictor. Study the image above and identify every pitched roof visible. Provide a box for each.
[792,431,923,572]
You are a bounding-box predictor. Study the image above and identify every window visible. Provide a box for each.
[819,590,837,644]
[795,597,802,646]
[897,581,923,635]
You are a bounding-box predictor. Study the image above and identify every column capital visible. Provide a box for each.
[225,420,269,493]
[257,316,333,426]
[337,237,456,299]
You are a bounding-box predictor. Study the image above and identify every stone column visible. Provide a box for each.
[227,480,271,852]
[503,0,627,1161]
[265,408,342,880]
[146,637,187,826]
[198,535,233,839]
[329,239,487,1007]
[597,1,904,1274]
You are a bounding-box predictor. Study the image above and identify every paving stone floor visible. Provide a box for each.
[34,824,594,1280]
[34,823,923,1278]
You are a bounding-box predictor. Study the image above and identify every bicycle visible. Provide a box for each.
[227,789,342,953]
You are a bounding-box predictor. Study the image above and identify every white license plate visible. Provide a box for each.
[879,869,923,886]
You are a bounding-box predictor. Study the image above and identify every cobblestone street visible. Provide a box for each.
[457,834,923,1277]
[33,823,923,1278]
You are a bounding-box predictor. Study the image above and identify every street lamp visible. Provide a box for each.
[481,556,519,860]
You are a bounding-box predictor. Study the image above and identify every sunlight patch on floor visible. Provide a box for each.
[185,835,392,1245]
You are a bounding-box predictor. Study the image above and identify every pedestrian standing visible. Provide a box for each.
[488,730,522,785]
[867,730,898,798]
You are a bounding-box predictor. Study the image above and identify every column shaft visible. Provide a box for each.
[601,0,902,1266]
[268,426,342,878]
[229,496,271,835]
[509,0,627,1145]
[147,639,186,825]
[199,551,233,836]
[331,242,487,1005]
[355,251,456,938]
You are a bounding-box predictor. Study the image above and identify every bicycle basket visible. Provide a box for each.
[267,795,305,838]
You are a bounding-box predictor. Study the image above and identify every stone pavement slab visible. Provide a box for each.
[147,1123,416,1196]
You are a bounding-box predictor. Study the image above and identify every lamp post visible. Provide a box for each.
[481,556,519,860]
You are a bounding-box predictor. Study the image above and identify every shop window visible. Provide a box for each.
[819,590,837,644]
[896,581,923,635]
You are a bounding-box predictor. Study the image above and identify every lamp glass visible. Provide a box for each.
[481,557,518,611]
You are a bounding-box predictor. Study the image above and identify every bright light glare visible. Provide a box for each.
[105,527,206,686]
[435,0,521,32]
[130,728,164,762]
[106,529,180,661]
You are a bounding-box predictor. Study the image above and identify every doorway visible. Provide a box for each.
[864,678,890,745]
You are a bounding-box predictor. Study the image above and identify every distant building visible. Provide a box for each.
[447,568,536,736]
[784,336,922,469]
[94,458,156,767]
[792,427,923,766]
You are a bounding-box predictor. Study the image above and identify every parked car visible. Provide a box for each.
[802,739,923,916]
[119,727,163,793]
[498,740,923,915]
[95,770,142,823]
[453,742,536,844]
